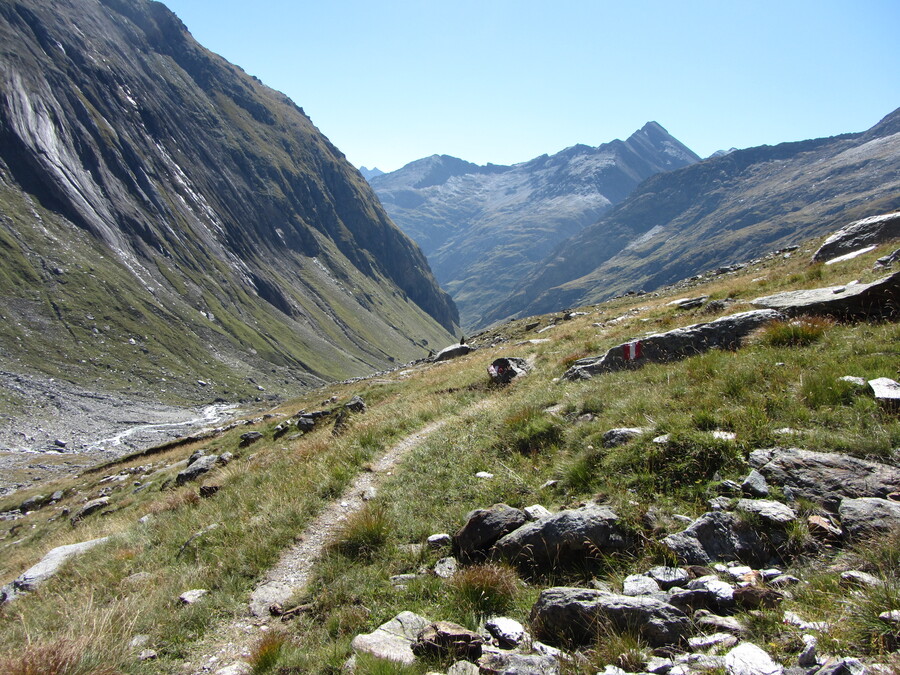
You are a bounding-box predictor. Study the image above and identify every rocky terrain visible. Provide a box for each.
[370,123,699,328]
[0,218,897,674]
[0,0,458,414]
[490,108,900,324]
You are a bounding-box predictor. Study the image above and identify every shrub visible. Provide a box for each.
[758,316,834,347]
[331,504,390,560]
[448,563,520,617]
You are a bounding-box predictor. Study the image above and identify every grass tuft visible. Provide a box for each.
[448,563,521,618]
[757,316,834,347]
[331,504,391,560]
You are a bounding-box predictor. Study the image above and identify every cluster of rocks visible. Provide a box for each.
[345,442,900,673]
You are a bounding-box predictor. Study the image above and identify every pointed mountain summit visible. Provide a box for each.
[0,0,457,403]
[371,124,699,328]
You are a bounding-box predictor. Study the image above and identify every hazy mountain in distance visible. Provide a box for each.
[359,166,385,180]
[370,123,699,328]
[490,108,900,324]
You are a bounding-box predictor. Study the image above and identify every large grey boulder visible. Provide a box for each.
[530,587,690,647]
[1,537,109,603]
[350,611,430,666]
[661,511,774,566]
[175,453,220,486]
[838,497,900,541]
[453,504,527,563]
[492,503,632,571]
[750,271,900,320]
[812,212,900,262]
[749,447,900,510]
[435,343,473,362]
[564,310,783,380]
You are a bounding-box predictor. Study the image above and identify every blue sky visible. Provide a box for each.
[162,1,899,173]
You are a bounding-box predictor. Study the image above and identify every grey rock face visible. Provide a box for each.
[453,504,527,563]
[603,427,645,447]
[812,212,900,262]
[175,454,220,486]
[564,310,783,380]
[435,343,474,362]
[487,357,530,384]
[1,536,109,603]
[661,511,774,567]
[350,611,431,666]
[751,271,900,320]
[742,470,770,498]
[70,497,110,525]
[492,503,632,570]
[749,447,900,510]
[530,586,690,647]
[838,497,900,540]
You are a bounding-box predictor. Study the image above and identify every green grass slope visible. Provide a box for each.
[0,233,897,673]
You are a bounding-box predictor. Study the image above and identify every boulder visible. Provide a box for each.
[869,377,900,404]
[492,503,632,571]
[435,343,473,362]
[175,454,220,486]
[661,511,773,567]
[564,310,783,380]
[812,212,900,262]
[647,566,691,590]
[345,395,367,413]
[838,497,900,541]
[487,357,529,384]
[724,642,783,675]
[749,447,900,510]
[603,427,645,448]
[350,611,430,666]
[530,587,690,647]
[1,536,109,603]
[296,415,316,432]
[734,499,797,526]
[485,616,528,649]
[239,431,263,447]
[70,497,110,525]
[750,271,900,320]
[453,504,527,563]
[478,652,560,675]
[741,470,770,498]
[622,574,663,596]
[412,621,483,661]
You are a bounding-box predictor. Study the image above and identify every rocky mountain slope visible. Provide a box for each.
[370,123,699,328]
[0,0,458,412]
[491,108,900,324]
[0,225,897,673]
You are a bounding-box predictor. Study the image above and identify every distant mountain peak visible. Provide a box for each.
[359,166,384,180]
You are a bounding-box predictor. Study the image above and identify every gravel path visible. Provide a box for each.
[187,400,493,674]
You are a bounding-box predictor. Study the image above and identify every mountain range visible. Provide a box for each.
[369,123,699,328]
[0,0,457,406]
[493,107,900,323]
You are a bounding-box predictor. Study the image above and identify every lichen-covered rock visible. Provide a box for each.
[493,503,632,571]
[661,511,773,566]
[838,497,900,541]
[453,503,527,563]
[530,587,690,647]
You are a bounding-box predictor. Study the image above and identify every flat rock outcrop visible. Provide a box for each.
[492,503,632,570]
[812,212,900,262]
[350,611,430,666]
[749,447,900,510]
[530,587,690,647]
[564,310,783,380]
[838,497,900,541]
[750,271,900,319]
[1,537,109,603]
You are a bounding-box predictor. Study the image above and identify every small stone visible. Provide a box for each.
[797,634,818,668]
[741,470,769,498]
[179,589,209,604]
[129,634,151,648]
[485,616,527,648]
[726,566,754,580]
[138,649,157,661]
[603,427,644,447]
[689,632,739,652]
[878,609,900,624]
[623,573,662,596]
[475,471,494,479]
[239,431,263,447]
[724,642,783,675]
[695,611,746,635]
[869,377,900,403]
[214,664,253,675]
[769,575,800,589]
[648,566,691,590]
[433,556,458,578]
[807,515,842,540]
[539,479,558,490]
[782,611,829,632]
[709,496,733,511]
[839,376,867,387]
[426,533,452,549]
[390,574,419,588]
[524,504,552,520]
[840,570,883,588]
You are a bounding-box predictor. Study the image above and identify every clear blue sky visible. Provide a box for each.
[162,0,899,173]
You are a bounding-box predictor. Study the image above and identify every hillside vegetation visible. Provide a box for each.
[0,234,898,674]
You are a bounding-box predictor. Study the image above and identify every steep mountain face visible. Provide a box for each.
[370,123,699,328]
[491,108,900,324]
[0,0,459,404]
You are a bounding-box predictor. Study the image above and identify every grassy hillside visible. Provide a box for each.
[0,234,898,673]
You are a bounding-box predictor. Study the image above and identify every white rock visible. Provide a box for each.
[485,616,527,648]
[869,377,900,402]
[689,632,738,652]
[214,663,252,675]
[475,471,494,479]
[622,573,662,596]
[724,642,784,675]
[524,504,552,520]
[179,589,209,605]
